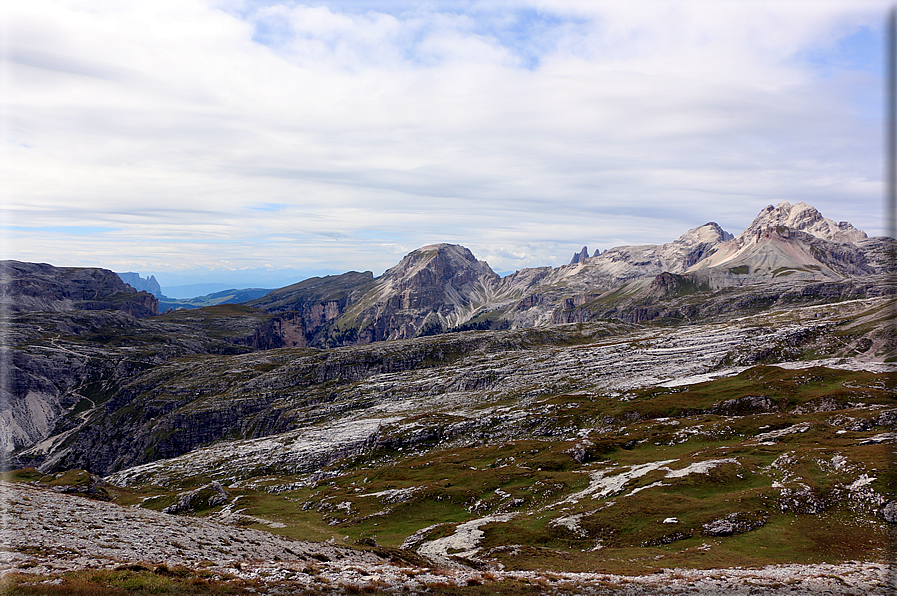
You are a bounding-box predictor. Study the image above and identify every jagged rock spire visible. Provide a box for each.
[570,246,589,264]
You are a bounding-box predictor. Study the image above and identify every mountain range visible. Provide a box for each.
[2,201,895,592]
[2,201,893,457]
[241,201,894,346]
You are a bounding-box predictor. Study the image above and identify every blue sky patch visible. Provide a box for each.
[470,8,587,70]
[805,24,883,76]
[242,1,585,70]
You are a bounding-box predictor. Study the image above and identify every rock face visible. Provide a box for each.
[590,221,734,278]
[246,271,375,346]
[162,481,229,514]
[3,203,895,583]
[248,245,505,346]
[570,246,589,264]
[741,201,867,244]
[2,261,158,317]
[117,272,163,297]
[0,306,258,459]
[686,204,876,282]
[342,244,501,342]
[0,264,158,453]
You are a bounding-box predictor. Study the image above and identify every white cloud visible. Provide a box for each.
[1,0,889,277]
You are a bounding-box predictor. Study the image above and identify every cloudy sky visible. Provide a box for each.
[1,0,889,287]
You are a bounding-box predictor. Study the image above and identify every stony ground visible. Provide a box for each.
[104,297,895,487]
[2,481,894,594]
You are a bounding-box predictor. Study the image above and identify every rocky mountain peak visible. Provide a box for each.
[740,201,867,245]
[335,244,502,342]
[657,222,734,272]
[674,222,734,245]
[686,202,875,280]
[381,243,498,288]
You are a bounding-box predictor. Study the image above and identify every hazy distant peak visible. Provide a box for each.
[117,272,163,297]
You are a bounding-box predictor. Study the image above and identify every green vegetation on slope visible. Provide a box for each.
[16,365,890,574]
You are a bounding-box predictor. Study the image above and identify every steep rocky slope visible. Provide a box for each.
[687,201,875,282]
[336,244,502,342]
[247,245,505,345]
[12,293,894,478]
[737,200,867,244]
[4,203,893,462]
[0,302,327,455]
[0,263,159,452]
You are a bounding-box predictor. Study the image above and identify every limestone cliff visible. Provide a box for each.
[246,271,375,347]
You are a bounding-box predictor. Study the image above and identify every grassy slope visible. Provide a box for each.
[12,366,893,575]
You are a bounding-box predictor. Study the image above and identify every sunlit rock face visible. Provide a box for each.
[740,201,867,245]
[347,243,502,341]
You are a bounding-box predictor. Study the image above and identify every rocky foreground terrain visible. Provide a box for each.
[2,481,894,594]
[2,201,896,593]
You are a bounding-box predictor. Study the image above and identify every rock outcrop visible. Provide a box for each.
[2,261,158,317]
[246,271,375,346]
[341,244,501,342]
[570,246,589,264]
[2,202,894,586]
[5,202,894,467]
[249,245,506,346]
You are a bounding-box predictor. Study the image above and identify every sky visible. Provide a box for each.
[1,0,891,288]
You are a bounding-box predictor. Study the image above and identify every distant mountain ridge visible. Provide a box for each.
[5,202,893,350]
[242,201,893,346]
[157,288,274,313]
